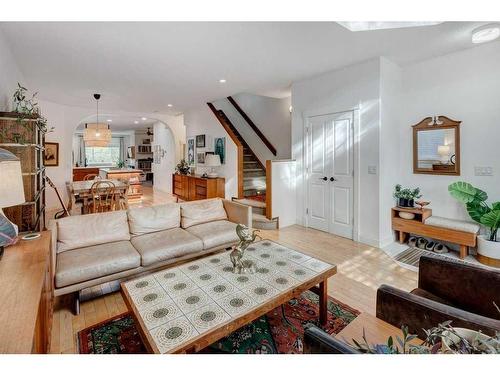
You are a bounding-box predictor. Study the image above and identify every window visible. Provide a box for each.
[85,137,122,166]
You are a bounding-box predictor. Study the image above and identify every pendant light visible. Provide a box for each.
[83,94,111,147]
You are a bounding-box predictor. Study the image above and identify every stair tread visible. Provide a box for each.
[234,198,266,208]
[253,213,278,222]
[243,168,264,172]
[243,176,266,180]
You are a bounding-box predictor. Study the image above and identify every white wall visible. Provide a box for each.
[40,99,185,210]
[152,121,177,194]
[0,30,25,111]
[213,93,291,165]
[398,42,500,222]
[291,59,382,246]
[184,104,238,199]
[379,58,403,247]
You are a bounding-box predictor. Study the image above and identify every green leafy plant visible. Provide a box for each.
[10,83,54,143]
[393,184,422,200]
[116,160,126,168]
[351,321,500,354]
[448,181,500,241]
[175,159,191,175]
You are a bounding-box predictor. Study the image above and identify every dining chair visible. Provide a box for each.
[89,180,116,213]
[116,179,130,210]
[65,181,83,215]
[83,173,98,181]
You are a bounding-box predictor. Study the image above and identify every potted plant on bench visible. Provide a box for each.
[448,181,500,266]
[393,184,422,208]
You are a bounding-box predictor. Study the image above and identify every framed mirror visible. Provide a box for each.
[413,116,460,175]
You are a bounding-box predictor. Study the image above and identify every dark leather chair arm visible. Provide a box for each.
[418,255,500,319]
[303,323,360,354]
[376,284,500,339]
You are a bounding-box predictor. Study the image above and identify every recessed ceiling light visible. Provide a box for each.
[337,21,442,32]
[167,104,173,107]
[106,119,112,122]
[219,79,227,83]
[472,23,500,44]
[134,121,139,124]
[141,117,147,121]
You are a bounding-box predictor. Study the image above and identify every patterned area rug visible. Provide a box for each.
[77,290,359,354]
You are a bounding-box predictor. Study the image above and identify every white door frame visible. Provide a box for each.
[302,107,360,242]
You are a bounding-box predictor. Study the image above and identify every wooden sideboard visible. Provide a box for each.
[172,174,225,201]
[0,231,53,353]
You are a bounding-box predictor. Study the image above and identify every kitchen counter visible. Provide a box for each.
[99,168,144,200]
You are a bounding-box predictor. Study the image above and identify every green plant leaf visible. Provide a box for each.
[466,202,490,224]
[448,181,481,203]
[492,202,500,210]
[480,210,500,231]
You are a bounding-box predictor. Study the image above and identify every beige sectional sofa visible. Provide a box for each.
[48,198,251,313]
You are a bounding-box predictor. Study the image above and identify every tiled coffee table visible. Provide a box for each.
[121,240,337,353]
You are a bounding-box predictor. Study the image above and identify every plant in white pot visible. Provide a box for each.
[448,181,500,265]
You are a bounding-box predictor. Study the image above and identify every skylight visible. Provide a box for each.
[337,22,443,32]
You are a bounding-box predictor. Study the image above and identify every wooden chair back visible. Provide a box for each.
[90,180,116,213]
[116,179,130,210]
[83,174,98,181]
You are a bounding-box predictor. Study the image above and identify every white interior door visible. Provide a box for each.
[307,111,354,239]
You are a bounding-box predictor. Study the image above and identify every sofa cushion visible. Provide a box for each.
[55,241,140,288]
[57,211,130,252]
[181,198,227,229]
[128,203,180,235]
[131,228,204,266]
[185,220,238,249]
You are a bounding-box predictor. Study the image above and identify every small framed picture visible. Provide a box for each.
[197,152,206,164]
[214,137,226,164]
[187,137,195,167]
[44,142,59,167]
[196,134,206,148]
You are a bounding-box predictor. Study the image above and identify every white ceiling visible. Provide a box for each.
[0,22,488,113]
[75,115,157,131]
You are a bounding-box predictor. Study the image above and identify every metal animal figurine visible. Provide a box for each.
[230,224,261,274]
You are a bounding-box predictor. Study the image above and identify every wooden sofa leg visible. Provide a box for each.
[74,292,80,315]
[459,245,468,260]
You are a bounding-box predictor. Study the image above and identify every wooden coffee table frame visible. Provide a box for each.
[121,265,337,354]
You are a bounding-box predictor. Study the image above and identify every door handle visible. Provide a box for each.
[320,176,328,181]
[330,177,336,182]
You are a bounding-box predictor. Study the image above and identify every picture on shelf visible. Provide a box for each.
[196,134,206,148]
[197,151,205,164]
[187,137,195,166]
[44,142,59,167]
[214,137,226,164]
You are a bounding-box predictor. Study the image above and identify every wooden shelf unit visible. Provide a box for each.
[391,206,476,259]
[172,174,225,201]
[0,111,46,233]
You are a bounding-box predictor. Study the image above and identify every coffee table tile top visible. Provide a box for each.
[186,303,232,334]
[149,316,199,353]
[141,299,184,330]
[123,240,336,353]
[123,275,160,295]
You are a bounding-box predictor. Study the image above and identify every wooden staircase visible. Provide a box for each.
[207,102,278,229]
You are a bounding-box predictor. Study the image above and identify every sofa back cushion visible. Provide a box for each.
[181,198,227,229]
[127,203,180,235]
[57,210,131,252]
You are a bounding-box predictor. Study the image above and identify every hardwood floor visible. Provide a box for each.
[49,188,418,353]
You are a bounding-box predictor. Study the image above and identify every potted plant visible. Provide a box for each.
[351,321,500,354]
[393,184,422,207]
[448,181,500,264]
[175,159,191,175]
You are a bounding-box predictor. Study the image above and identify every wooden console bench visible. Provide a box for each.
[391,207,477,259]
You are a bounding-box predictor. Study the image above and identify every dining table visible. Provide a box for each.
[69,179,129,214]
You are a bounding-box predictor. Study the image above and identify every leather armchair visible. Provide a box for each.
[303,323,359,353]
[377,255,500,338]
